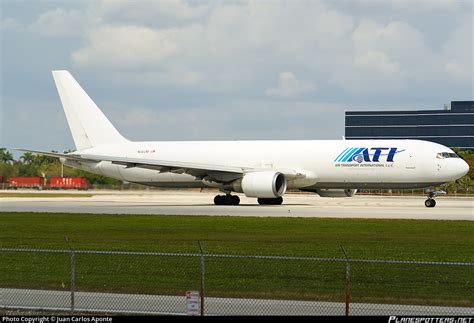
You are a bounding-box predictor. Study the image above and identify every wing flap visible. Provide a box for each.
[81,154,247,175]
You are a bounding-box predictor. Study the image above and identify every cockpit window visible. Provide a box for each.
[436,152,460,159]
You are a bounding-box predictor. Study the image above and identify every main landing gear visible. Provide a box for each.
[214,194,240,205]
[257,197,283,205]
[213,195,284,205]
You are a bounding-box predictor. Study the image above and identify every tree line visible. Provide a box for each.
[0,148,119,185]
[0,147,472,193]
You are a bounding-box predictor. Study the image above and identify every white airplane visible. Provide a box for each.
[18,71,469,207]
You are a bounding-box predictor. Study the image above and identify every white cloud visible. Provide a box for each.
[354,51,401,76]
[0,17,20,31]
[67,1,471,99]
[444,60,465,79]
[29,8,100,37]
[68,1,356,94]
[387,0,461,11]
[341,0,462,12]
[95,0,209,25]
[351,19,434,67]
[329,18,450,94]
[266,72,317,98]
[442,17,473,81]
[330,52,404,96]
[117,107,157,128]
[71,25,192,68]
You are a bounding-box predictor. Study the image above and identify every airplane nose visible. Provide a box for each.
[459,159,470,177]
[443,158,470,182]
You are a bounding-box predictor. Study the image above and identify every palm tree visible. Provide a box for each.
[0,148,14,164]
[20,152,35,165]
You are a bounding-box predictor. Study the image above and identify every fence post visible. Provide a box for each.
[65,237,75,313]
[197,241,205,317]
[340,246,350,316]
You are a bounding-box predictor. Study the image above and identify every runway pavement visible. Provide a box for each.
[0,191,472,220]
[2,288,472,316]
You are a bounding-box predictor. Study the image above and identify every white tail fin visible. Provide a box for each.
[52,70,128,150]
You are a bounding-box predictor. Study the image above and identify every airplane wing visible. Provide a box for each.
[15,149,306,181]
[81,154,306,180]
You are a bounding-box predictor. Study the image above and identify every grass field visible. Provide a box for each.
[0,212,473,306]
[1,212,473,260]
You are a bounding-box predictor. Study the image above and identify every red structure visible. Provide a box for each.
[1,176,89,190]
[49,177,89,190]
[8,177,44,189]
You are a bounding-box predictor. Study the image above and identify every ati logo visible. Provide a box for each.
[335,147,404,163]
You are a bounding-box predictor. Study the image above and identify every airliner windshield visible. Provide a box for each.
[436,152,460,159]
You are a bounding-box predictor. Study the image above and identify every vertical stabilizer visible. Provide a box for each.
[52,70,128,150]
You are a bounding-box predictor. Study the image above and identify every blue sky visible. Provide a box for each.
[1,0,472,153]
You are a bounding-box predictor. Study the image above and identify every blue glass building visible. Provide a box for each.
[345,101,474,150]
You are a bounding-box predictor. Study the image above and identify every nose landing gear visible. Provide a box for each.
[424,197,436,208]
[424,190,445,208]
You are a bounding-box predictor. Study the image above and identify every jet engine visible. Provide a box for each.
[316,189,357,197]
[240,171,287,198]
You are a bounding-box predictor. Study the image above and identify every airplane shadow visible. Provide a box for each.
[123,203,313,207]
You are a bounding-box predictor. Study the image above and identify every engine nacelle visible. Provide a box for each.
[316,189,357,197]
[240,171,287,198]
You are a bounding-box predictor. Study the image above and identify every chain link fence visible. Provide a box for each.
[1,248,472,316]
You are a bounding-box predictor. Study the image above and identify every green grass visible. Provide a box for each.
[0,212,473,306]
[1,212,472,260]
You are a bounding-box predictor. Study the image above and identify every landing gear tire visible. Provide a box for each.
[257,197,283,205]
[424,190,437,208]
[425,198,436,208]
[230,195,240,205]
[214,194,240,205]
[214,195,223,205]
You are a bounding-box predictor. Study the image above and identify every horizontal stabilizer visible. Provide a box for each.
[14,148,92,162]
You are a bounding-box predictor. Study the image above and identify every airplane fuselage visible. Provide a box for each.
[65,139,468,190]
